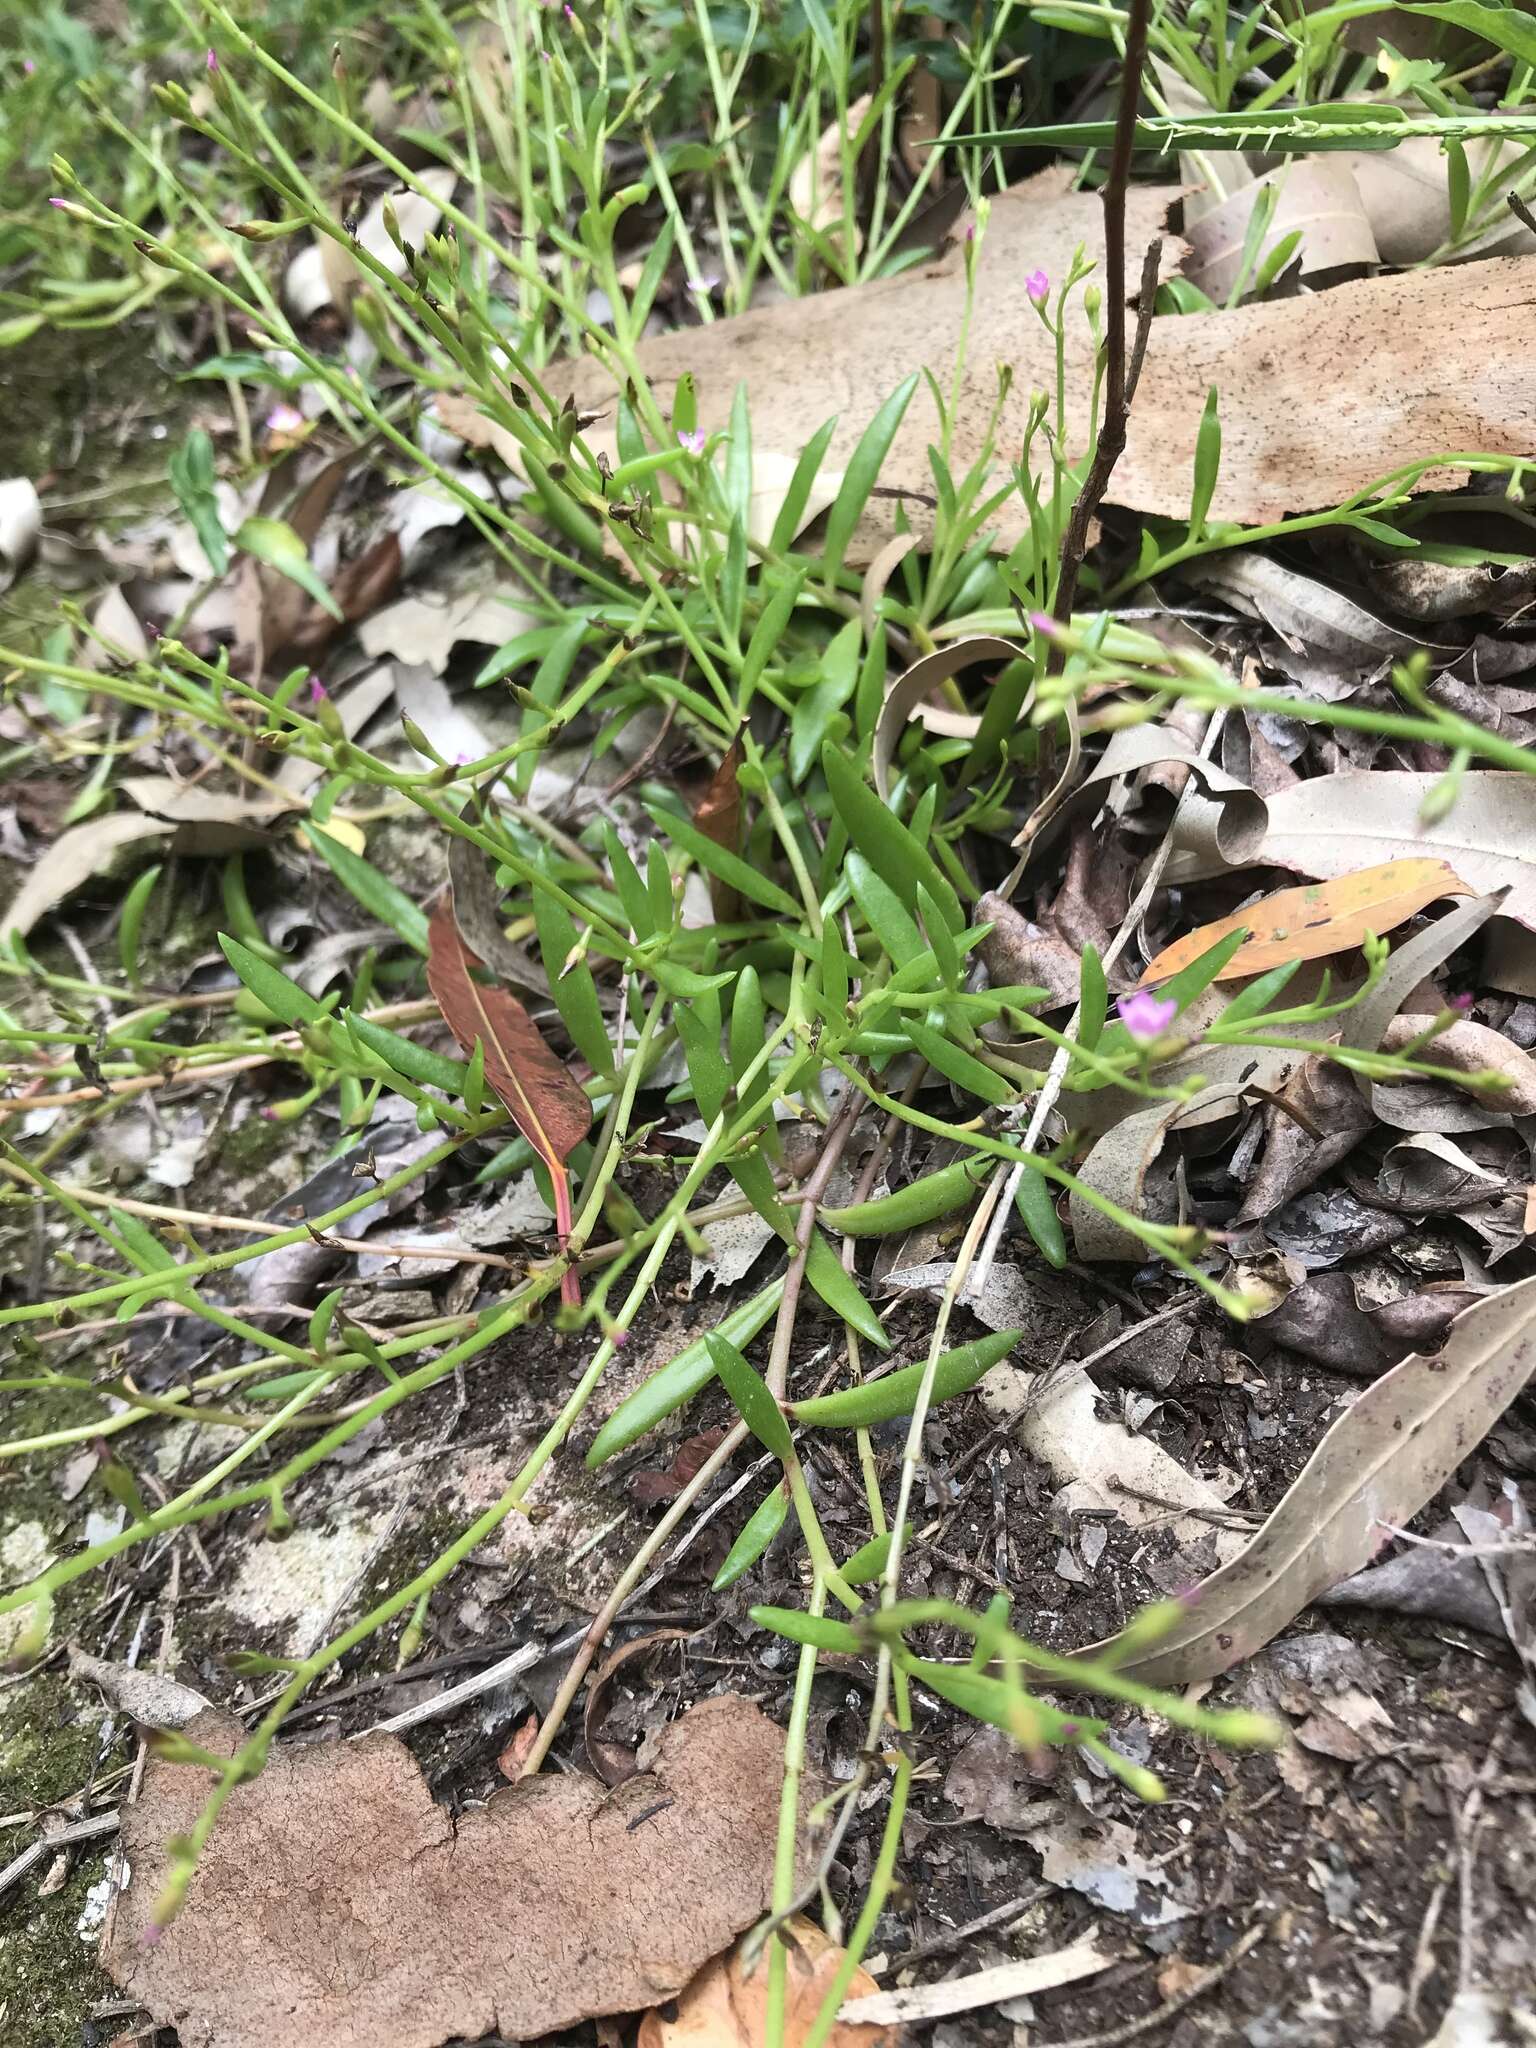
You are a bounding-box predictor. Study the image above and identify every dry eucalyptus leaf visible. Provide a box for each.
[788,94,872,248]
[1071,723,1267,870]
[1181,552,1424,667]
[641,1914,894,2048]
[539,169,1536,548]
[1117,255,1536,522]
[1069,1084,1245,1263]
[285,167,458,317]
[1340,134,1536,267]
[1141,859,1470,987]
[0,814,171,941]
[104,1694,796,2048]
[120,776,301,827]
[1068,1274,1536,1686]
[67,1646,210,1729]
[978,1362,1245,1562]
[1024,1810,1188,1926]
[1378,1014,1536,1118]
[1168,773,1536,932]
[359,585,539,672]
[84,583,150,666]
[872,635,1018,798]
[1237,1057,1375,1223]
[1368,555,1536,624]
[1184,158,1378,301]
[542,168,1177,566]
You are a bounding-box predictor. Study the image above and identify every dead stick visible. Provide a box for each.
[1050,0,1156,641]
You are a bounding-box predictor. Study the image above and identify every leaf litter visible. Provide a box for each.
[7,6,1536,2045]
[105,1696,797,2048]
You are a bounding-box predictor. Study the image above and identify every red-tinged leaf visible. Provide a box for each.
[427,906,592,1305]
[693,736,744,922]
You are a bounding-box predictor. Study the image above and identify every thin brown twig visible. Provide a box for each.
[1050,0,1156,641]
[1037,1921,1267,2048]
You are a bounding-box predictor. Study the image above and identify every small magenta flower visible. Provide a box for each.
[677,427,707,456]
[686,273,721,297]
[611,1326,629,1347]
[206,48,218,72]
[1029,609,1058,637]
[1118,991,1178,1043]
[307,675,327,703]
[265,402,305,436]
[23,57,35,74]
[48,196,67,210]
[1025,268,1049,305]
[1449,992,1473,1014]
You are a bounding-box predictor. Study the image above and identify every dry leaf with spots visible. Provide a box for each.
[539,169,1536,558]
[105,1695,798,2048]
[640,1913,896,2048]
[427,905,591,1303]
[1066,1274,1536,1685]
[1168,771,1536,933]
[1141,859,1471,985]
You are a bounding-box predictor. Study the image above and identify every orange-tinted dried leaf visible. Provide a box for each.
[694,736,744,922]
[427,906,591,1302]
[1140,858,1472,986]
[639,1913,897,2048]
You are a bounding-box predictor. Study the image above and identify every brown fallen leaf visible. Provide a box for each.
[1237,1057,1375,1224]
[1377,1014,1536,1118]
[640,1913,895,2048]
[539,169,1177,565]
[583,1627,693,1786]
[105,1694,796,2048]
[283,530,403,662]
[693,735,745,922]
[1141,859,1471,986]
[1167,772,1536,933]
[447,827,551,998]
[67,1646,211,1729]
[531,170,1536,559]
[1068,1274,1536,1686]
[1183,158,1378,302]
[872,636,1019,799]
[1183,551,1428,673]
[496,1710,539,1781]
[427,905,591,1303]
[1,814,171,941]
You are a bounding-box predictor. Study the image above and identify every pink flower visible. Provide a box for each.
[1029,610,1058,637]
[1118,991,1178,1043]
[1025,269,1049,305]
[23,58,35,74]
[48,196,67,209]
[1449,992,1473,1014]
[265,403,305,435]
[685,273,721,297]
[677,427,707,456]
[206,48,219,72]
[307,675,327,702]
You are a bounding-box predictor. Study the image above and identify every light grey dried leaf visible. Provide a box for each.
[1171,776,1536,931]
[1070,1275,1536,1685]
[68,1646,211,1729]
[0,814,170,941]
